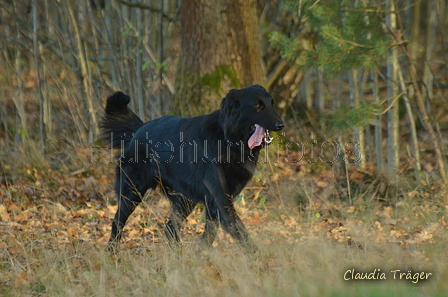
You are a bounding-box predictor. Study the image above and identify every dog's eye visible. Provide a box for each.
[254,101,264,110]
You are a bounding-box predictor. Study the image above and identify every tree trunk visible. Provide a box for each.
[33,0,46,154]
[409,0,421,62]
[406,0,445,180]
[423,0,436,102]
[174,0,264,115]
[372,69,383,171]
[104,1,121,89]
[156,0,164,118]
[398,65,421,174]
[315,69,324,113]
[67,1,100,139]
[349,68,366,168]
[386,0,400,178]
[411,77,447,182]
[136,4,144,121]
[304,69,313,110]
[13,1,27,143]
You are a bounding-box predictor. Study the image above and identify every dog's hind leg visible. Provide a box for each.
[108,165,149,252]
[108,194,141,252]
[200,201,219,247]
[165,193,196,246]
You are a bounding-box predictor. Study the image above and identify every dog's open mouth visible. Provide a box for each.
[248,124,273,149]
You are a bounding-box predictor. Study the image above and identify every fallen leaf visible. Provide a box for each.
[0,204,10,221]
[67,228,77,237]
[316,181,329,188]
[14,270,31,288]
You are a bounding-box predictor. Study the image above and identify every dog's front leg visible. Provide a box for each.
[206,191,258,252]
[164,194,196,247]
[218,202,258,252]
[200,200,220,246]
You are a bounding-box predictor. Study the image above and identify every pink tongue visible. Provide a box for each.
[248,124,265,149]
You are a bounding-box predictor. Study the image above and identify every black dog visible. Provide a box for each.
[101,85,284,251]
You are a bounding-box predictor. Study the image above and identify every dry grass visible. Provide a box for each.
[1,177,447,297]
[1,120,447,297]
[1,230,446,296]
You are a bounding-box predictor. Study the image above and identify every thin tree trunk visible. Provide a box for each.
[67,1,100,138]
[349,68,366,168]
[33,0,46,154]
[411,78,447,182]
[406,0,446,181]
[156,0,164,118]
[372,69,383,171]
[360,69,372,163]
[86,0,102,94]
[386,0,400,178]
[42,0,52,135]
[104,1,120,88]
[397,65,421,174]
[41,43,52,135]
[407,40,448,182]
[136,5,144,121]
[435,0,448,78]
[12,1,27,142]
[409,0,421,62]
[304,69,313,110]
[315,69,324,113]
[14,49,26,142]
[124,4,135,109]
[423,0,436,102]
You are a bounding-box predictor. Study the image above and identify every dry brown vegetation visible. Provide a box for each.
[1,138,448,296]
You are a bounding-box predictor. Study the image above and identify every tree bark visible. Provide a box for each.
[386,0,400,178]
[136,4,144,121]
[315,69,324,113]
[411,78,447,182]
[67,1,100,139]
[397,65,421,174]
[423,0,436,102]
[13,1,27,142]
[155,0,164,119]
[349,68,366,168]
[304,69,313,110]
[33,0,46,154]
[372,69,383,171]
[174,0,264,115]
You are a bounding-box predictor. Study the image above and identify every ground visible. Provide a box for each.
[0,145,447,296]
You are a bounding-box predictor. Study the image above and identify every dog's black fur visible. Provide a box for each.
[102,85,284,251]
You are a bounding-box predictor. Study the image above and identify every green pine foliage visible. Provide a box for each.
[322,103,382,132]
[270,0,389,74]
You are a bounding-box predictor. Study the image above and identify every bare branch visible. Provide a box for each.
[115,0,176,22]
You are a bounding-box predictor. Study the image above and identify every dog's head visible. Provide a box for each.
[221,85,284,150]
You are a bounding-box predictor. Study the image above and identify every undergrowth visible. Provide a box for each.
[1,138,447,296]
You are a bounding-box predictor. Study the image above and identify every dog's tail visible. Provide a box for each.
[101,92,144,149]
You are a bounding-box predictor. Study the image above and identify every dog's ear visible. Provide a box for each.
[221,89,240,117]
[251,84,266,91]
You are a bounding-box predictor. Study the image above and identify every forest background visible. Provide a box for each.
[1,0,448,296]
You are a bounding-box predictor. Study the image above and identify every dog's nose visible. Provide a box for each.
[275,122,285,130]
